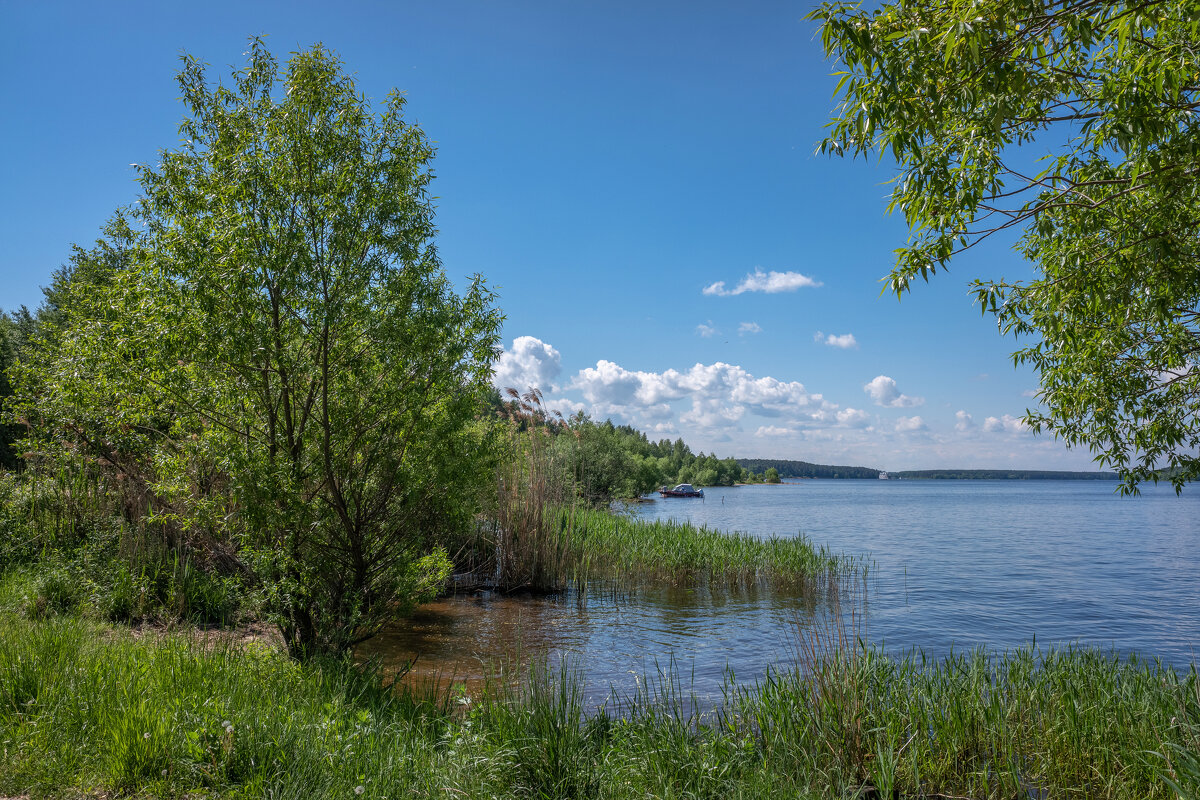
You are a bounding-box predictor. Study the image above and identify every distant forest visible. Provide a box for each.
[894,469,1119,480]
[734,460,1122,481]
[736,459,880,480]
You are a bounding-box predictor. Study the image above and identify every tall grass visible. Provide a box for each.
[2,610,1195,799]
[475,388,577,593]
[743,636,1200,799]
[561,506,857,586]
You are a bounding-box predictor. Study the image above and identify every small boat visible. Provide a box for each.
[659,483,704,498]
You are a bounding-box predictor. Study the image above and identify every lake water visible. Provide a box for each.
[364,480,1200,704]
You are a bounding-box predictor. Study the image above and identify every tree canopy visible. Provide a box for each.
[14,41,501,657]
[809,1,1200,492]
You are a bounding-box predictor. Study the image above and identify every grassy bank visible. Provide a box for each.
[1,611,1195,799]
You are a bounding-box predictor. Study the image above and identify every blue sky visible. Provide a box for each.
[0,0,1100,471]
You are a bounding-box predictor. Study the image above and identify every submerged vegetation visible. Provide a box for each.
[0,610,1195,800]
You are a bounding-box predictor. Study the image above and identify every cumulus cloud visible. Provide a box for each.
[492,336,562,392]
[814,331,858,349]
[755,425,793,437]
[863,375,924,408]
[984,414,1031,434]
[894,415,928,432]
[955,410,975,432]
[570,359,830,431]
[738,321,762,335]
[837,407,871,427]
[541,396,586,418]
[696,322,719,338]
[682,397,746,428]
[703,268,822,296]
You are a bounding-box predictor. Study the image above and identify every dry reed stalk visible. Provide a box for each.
[494,388,574,592]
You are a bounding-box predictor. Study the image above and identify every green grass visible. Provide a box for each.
[1,609,1195,799]
[560,506,859,586]
[743,638,1200,798]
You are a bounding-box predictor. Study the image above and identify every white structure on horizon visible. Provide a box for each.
[878,471,889,480]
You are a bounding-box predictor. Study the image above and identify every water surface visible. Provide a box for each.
[365,480,1199,703]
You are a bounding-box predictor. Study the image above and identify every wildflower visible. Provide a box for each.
[223,720,234,734]
[161,769,168,777]
[355,786,365,795]
[143,732,151,740]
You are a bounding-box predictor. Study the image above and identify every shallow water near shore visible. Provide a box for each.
[365,480,1200,704]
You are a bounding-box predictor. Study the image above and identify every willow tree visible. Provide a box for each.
[809,1,1200,491]
[18,41,501,657]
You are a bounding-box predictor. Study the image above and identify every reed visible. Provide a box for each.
[2,609,1194,800]
[475,388,577,593]
[560,505,857,586]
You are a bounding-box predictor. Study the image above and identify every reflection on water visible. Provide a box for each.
[363,480,1200,704]
[359,578,857,706]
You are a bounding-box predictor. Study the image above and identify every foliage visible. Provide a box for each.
[737,457,880,480]
[12,40,501,658]
[489,388,746,499]
[0,312,32,471]
[810,1,1200,492]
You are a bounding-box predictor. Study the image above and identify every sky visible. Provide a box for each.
[0,0,1104,472]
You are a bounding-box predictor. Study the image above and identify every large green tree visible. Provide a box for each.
[810,1,1200,491]
[17,41,501,656]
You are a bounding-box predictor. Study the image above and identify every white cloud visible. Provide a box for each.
[814,331,858,349]
[894,415,928,432]
[836,407,871,427]
[696,322,719,338]
[955,410,975,431]
[984,414,1031,434]
[1021,389,1040,398]
[682,397,746,428]
[495,338,1107,470]
[542,396,586,418]
[703,268,822,296]
[754,425,793,437]
[570,359,830,432]
[863,375,924,408]
[738,321,762,335]
[492,336,562,392]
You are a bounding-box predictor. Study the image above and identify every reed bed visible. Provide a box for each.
[560,506,858,587]
[2,610,1195,799]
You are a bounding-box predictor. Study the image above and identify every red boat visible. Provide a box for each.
[659,483,704,498]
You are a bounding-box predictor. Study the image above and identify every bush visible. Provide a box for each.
[0,473,40,571]
[23,565,84,618]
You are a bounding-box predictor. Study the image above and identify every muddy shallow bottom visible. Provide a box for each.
[358,580,852,707]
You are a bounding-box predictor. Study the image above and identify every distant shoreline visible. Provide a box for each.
[890,469,1119,480]
[736,458,1118,481]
